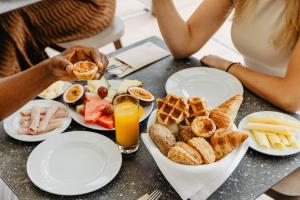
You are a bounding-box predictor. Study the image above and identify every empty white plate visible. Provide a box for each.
[3,100,71,142]
[238,111,300,156]
[27,131,122,195]
[165,67,243,108]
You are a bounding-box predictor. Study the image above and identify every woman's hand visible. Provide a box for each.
[201,55,233,71]
[47,45,108,81]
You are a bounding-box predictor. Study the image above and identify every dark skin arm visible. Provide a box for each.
[0,45,108,120]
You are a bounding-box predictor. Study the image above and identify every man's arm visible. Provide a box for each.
[0,46,108,120]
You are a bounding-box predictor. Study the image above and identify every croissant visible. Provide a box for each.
[209,109,231,129]
[209,95,243,128]
[211,128,248,160]
[168,142,203,165]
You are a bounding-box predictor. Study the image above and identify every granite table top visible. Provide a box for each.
[0,36,299,200]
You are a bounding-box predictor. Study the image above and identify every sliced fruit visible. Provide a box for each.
[76,104,85,116]
[63,84,84,104]
[87,77,109,94]
[128,87,154,105]
[105,89,117,102]
[84,96,111,124]
[117,79,143,94]
[97,115,115,129]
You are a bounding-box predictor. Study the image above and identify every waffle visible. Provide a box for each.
[156,94,188,126]
[185,97,208,125]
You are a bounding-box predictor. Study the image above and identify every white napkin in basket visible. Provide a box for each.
[142,134,248,200]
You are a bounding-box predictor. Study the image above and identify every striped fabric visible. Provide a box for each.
[0,0,116,77]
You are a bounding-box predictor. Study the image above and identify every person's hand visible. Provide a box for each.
[47,45,108,81]
[201,55,233,71]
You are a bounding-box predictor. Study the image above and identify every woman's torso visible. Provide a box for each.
[231,0,291,77]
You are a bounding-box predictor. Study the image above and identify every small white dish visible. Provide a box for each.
[3,100,71,142]
[38,81,72,100]
[70,80,154,131]
[238,111,300,156]
[165,67,243,108]
[27,131,122,196]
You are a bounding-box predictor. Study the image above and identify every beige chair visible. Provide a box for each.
[55,16,124,50]
[266,168,300,200]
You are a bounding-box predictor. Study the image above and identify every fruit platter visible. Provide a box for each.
[63,77,154,131]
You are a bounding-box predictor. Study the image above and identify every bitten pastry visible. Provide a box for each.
[168,142,203,165]
[149,124,176,156]
[209,95,243,128]
[178,125,195,143]
[188,137,216,164]
[73,61,98,80]
[191,116,216,138]
[211,128,248,160]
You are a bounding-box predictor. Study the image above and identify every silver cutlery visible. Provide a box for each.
[146,189,162,200]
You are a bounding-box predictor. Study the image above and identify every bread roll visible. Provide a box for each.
[149,124,176,155]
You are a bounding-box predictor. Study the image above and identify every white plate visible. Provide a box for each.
[3,100,72,142]
[70,80,154,131]
[27,131,122,195]
[165,67,243,108]
[38,81,72,100]
[238,111,300,156]
[146,109,248,166]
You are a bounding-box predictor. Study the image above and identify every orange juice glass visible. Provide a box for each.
[114,95,140,153]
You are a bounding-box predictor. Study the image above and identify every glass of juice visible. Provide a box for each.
[114,94,140,154]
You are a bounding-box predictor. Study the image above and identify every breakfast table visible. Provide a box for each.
[0,36,300,200]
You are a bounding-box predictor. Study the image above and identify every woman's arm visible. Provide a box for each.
[153,0,233,58]
[0,46,108,120]
[201,38,300,113]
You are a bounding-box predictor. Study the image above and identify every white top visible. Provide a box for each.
[231,0,291,77]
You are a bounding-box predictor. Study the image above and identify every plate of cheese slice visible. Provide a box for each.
[238,111,300,156]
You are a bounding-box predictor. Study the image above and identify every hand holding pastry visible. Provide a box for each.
[48,45,108,81]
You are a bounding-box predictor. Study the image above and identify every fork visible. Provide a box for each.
[146,189,162,200]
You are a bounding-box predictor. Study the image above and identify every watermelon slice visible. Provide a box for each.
[84,95,111,124]
[97,115,115,129]
[76,104,85,116]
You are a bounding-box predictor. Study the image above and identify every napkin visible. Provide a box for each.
[141,134,248,200]
[108,42,170,78]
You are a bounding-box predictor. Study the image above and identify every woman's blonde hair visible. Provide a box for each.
[234,0,300,50]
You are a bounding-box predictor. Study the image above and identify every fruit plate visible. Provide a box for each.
[238,111,300,156]
[70,80,154,131]
[165,67,243,108]
[141,109,249,200]
[3,100,72,142]
[27,131,122,195]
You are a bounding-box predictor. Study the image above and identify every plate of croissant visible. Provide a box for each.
[146,94,249,166]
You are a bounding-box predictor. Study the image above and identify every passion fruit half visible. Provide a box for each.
[63,84,85,105]
[128,87,154,106]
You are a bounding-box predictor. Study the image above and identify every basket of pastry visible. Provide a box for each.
[147,94,249,165]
